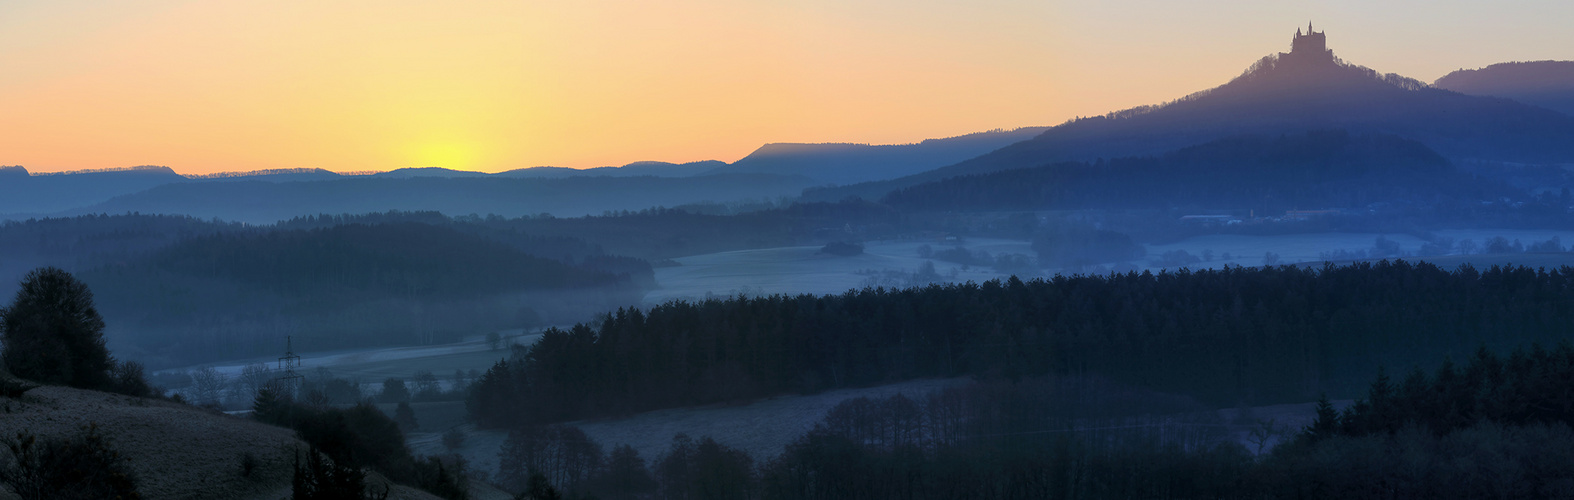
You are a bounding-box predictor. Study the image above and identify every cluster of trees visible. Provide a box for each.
[491,376,1243,500]
[1308,343,1574,440]
[1,267,150,397]
[470,261,1574,428]
[0,213,660,367]
[1,424,141,500]
[494,425,753,500]
[252,390,470,500]
[495,348,1574,500]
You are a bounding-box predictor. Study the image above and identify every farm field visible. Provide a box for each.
[163,331,538,392]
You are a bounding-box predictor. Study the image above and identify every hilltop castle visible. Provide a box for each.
[1289,23,1333,60]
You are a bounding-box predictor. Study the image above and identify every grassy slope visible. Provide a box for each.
[0,386,441,500]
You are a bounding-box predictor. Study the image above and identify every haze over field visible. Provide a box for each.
[5,3,1574,499]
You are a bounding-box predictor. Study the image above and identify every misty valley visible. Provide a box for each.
[7,22,1574,500]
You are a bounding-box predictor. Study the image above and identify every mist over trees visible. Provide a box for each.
[0,215,654,367]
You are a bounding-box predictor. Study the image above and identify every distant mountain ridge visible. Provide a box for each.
[66,173,819,224]
[1434,60,1574,116]
[713,127,1050,185]
[0,125,1043,218]
[808,26,1574,201]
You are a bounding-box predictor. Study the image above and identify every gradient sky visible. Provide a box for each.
[3,1,1571,175]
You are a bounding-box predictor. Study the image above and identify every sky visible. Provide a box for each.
[2,0,1571,175]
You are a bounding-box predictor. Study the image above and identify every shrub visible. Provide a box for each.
[380,378,410,403]
[0,372,34,399]
[293,445,384,500]
[1,423,140,500]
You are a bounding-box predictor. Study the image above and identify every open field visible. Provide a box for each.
[162,331,539,394]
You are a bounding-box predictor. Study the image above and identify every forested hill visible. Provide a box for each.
[470,260,1574,427]
[882,131,1494,213]
[807,38,1574,202]
[1435,60,1574,116]
[0,219,650,367]
[0,213,248,289]
[114,222,631,298]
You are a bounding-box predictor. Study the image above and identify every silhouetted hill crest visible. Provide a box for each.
[807,27,1574,202]
[1435,60,1574,116]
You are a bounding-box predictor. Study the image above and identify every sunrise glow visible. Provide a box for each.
[3,0,1572,174]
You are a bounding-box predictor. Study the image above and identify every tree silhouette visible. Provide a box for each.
[0,267,115,390]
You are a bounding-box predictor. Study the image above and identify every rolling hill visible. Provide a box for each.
[880,130,1495,213]
[1434,60,1574,117]
[809,28,1574,202]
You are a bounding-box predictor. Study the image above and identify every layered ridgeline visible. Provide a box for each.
[881,130,1502,213]
[68,173,817,224]
[0,127,1045,221]
[0,162,721,217]
[0,215,650,367]
[710,127,1050,185]
[1435,60,1574,116]
[811,26,1574,201]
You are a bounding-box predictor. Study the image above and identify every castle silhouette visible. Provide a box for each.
[1289,23,1332,60]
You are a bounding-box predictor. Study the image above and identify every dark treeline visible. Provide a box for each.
[114,222,625,298]
[758,379,1246,500]
[480,200,907,260]
[470,260,1574,427]
[881,131,1505,214]
[272,202,904,262]
[0,213,245,286]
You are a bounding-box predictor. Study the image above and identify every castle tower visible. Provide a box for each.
[1289,23,1331,60]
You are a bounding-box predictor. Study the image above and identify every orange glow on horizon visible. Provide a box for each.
[2,1,1571,175]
